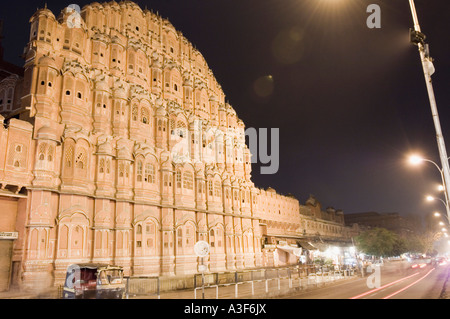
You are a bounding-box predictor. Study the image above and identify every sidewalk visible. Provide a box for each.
[129,273,359,299]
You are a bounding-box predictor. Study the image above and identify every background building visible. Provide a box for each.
[344,212,415,236]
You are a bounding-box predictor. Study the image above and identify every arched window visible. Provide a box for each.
[38,143,47,161]
[158,120,162,131]
[210,228,215,248]
[141,107,149,124]
[132,106,138,121]
[47,145,53,162]
[145,164,154,183]
[136,161,143,182]
[75,148,86,169]
[177,121,186,138]
[208,180,213,196]
[65,145,73,168]
[99,158,105,173]
[183,171,193,190]
[176,170,182,188]
[177,227,183,253]
[214,181,221,198]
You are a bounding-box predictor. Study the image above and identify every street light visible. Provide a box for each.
[408,0,450,224]
[409,154,450,217]
[426,195,448,209]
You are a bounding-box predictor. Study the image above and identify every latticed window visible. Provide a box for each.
[132,106,138,121]
[65,145,73,168]
[214,181,221,198]
[177,121,186,138]
[183,171,193,190]
[210,229,215,247]
[75,148,86,169]
[47,145,53,162]
[145,164,154,183]
[208,180,213,196]
[185,225,193,247]
[136,161,142,181]
[176,170,182,188]
[141,107,149,124]
[119,163,124,177]
[99,158,105,173]
[38,143,47,161]
[170,119,175,135]
[177,228,183,249]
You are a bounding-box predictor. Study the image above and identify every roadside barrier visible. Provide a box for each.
[192,265,356,299]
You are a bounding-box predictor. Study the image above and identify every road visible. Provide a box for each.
[284,260,450,299]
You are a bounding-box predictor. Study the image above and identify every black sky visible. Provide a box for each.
[2,0,450,218]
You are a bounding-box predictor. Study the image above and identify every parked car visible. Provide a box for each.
[63,263,125,299]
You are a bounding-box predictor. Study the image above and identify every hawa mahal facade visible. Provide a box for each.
[0,1,358,292]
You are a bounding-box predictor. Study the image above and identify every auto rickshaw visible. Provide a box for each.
[62,263,125,299]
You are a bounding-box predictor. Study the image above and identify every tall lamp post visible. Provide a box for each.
[408,0,450,223]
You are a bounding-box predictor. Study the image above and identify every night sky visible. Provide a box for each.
[2,0,450,219]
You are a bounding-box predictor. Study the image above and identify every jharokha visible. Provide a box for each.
[0,1,359,292]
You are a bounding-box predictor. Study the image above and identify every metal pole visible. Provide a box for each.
[201,257,205,299]
[409,0,450,223]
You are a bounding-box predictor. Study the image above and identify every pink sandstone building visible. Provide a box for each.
[0,1,359,292]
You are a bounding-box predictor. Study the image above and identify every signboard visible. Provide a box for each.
[194,241,210,258]
[0,232,18,240]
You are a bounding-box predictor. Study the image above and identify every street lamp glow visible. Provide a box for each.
[434,212,441,217]
[438,185,445,192]
[439,221,445,226]
[426,195,435,201]
[442,228,448,232]
[408,154,424,165]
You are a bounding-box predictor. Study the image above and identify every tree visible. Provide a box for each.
[355,227,406,257]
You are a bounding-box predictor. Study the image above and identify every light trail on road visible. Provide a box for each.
[349,272,420,299]
[350,267,436,299]
[382,268,435,299]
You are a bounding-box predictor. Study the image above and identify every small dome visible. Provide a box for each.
[38,55,58,69]
[36,125,58,142]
